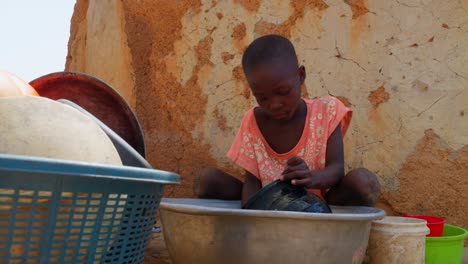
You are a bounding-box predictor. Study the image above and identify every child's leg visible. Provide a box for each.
[324,168,381,207]
[194,167,243,200]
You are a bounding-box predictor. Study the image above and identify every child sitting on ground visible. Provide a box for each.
[195,34,381,207]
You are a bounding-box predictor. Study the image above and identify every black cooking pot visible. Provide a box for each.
[242,180,332,213]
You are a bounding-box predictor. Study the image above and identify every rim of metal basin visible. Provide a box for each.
[160,198,386,221]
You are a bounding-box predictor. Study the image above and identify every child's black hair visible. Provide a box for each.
[242,34,298,77]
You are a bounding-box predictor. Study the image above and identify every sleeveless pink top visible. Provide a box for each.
[227,96,352,198]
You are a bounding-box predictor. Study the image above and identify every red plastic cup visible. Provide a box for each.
[402,215,445,237]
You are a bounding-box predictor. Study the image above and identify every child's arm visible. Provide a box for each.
[242,172,262,206]
[280,122,345,189]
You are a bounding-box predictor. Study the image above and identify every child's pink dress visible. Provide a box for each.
[227,96,352,199]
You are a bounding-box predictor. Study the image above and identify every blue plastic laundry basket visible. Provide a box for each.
[0,154,179,263]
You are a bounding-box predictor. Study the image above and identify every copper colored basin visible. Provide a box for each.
[30,72,145,157]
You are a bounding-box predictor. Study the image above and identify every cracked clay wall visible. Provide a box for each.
[66,0,467,229]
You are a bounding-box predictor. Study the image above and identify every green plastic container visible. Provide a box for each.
[425,224,468,264]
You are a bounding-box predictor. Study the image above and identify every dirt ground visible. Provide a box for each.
[143,232,172,264]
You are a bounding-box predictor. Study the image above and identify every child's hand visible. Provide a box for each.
[281,156,319,188]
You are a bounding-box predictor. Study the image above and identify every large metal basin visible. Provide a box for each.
[159,198,385,264]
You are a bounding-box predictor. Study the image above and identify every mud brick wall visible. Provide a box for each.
[66,0,468,229]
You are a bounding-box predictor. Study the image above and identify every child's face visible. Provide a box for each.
[248,63,305,121]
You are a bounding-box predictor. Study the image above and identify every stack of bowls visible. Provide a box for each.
[404,215,467,263]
